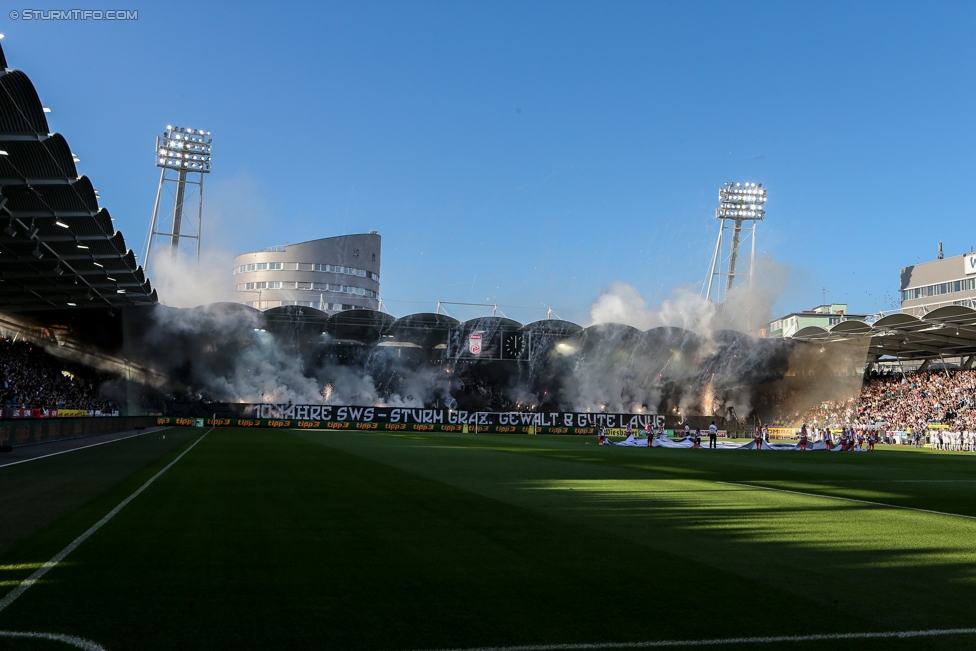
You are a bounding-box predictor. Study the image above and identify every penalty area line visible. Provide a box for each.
[0,428,213,615]
[0,630,107,650]
[407,627,976,651]
[716,481,976,521]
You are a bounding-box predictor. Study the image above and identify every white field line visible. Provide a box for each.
[717,481,976,521]
[762,479,976,483]
[0,428,212,614]
[407,627,976,651]
[0,427,171,468]
[0,630,106,650]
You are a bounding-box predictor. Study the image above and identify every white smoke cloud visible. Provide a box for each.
[134,174,805,422]
[589,255,790,337]
[144,170,274,309]
[149,248,237,308]
[568,255,794,418]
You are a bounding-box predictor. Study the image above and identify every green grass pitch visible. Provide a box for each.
[2,428,976,650]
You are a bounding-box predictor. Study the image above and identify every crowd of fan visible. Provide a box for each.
[0,336,117,412]
[756,387,805,427]
[798,369,976,436]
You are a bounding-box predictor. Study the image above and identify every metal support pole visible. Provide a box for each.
[749,221,757,289]
[726,218,744,294]
[196,171,204,266]
[704,220,724,302]
[144,167,166,275]
[170,168,188,257]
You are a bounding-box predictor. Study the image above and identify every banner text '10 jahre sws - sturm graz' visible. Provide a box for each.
[241,403,665,429]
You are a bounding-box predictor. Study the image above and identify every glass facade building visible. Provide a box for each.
[233,232,381,312]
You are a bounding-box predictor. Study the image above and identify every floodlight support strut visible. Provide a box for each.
[146,168,205,274]
[704,222,723,302]
[143,166,165,273]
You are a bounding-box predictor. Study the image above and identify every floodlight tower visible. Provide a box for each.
[703,182,766,303]
[144,126,213,274]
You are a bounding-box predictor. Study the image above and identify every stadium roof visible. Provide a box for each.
[0,43,156,313]
[169,305,716,353]
[791,305,976,362]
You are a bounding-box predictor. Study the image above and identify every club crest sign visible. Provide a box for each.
[468,333,483,355]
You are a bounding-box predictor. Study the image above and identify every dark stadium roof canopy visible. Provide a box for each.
[459,316,523,331]
[0,43,156,313]
[792,305,976,362]
[523,319,585,337]
[264,305,329,326]
[327,308,397,344]
[388,313,460,348]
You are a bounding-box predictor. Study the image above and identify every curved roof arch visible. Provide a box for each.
[922,305,976,326]
[460,316,523,331]
[2,176,99,214]
[394,312,460,329]
[582,322,643,337]
[792,325,829,340]
[0,135,78,182]
[264,305,330,324]
[578,323,644,352]
[829,320,872,335]
[521,319,584,337]
[644,325,698,339]
[264,304,329,318]
[328,309,396,344]
[873,313,924,330]
[0,43,156,313]
[388,312,459,348]
[0,70,49,135]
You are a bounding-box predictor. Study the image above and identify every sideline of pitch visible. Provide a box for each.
[717,481,976,521]
[0,630,106,650]
[0,427,213,614]
[0,427,173,468]
[408,627,976,651]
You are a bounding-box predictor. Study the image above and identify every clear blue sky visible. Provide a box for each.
[4,1,974,322]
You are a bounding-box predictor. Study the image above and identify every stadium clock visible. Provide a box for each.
[502,332,526,359]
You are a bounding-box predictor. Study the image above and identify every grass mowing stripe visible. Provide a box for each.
[0,630,107,650]
[0,428,169,468]
[717,481,976,520]
[408,627,976,651]
[0,428,211,615]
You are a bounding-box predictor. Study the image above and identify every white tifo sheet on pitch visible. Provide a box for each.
[611,434,863,452]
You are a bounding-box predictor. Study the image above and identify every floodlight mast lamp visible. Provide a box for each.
[703,182,766,304]
[144,126,213,275]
